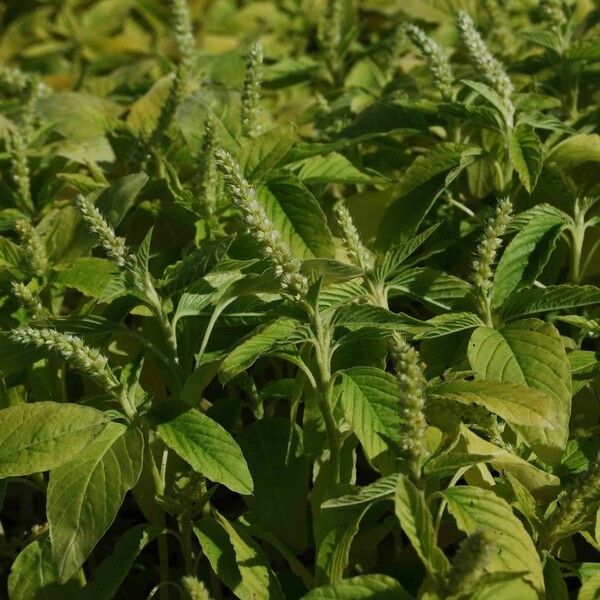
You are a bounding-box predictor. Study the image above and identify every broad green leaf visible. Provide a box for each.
[544,555,569,600]
[580,573,600,600]
[301,574,412,600]
[150,401,253,494]
[48,423,143,583]
[195,514,284,600]
[413,312,484,339]
[333,304,424,332]
[0,402,109,478]
[427,379,557,429]
[54,257,118,298]
[467,321,571,463]
[492,212,565,307]
[442,486,544,593]
[395,474,449,578]
[470,573,538,600]
[82,525,163,600]
[219,317,299,384]
[238,419,309,551]
[338,367,401,469]
[315,477,396,584]
[462,80,512,122]
[257,177,335,259]
[7,537,82,600]
[239,124,296,182]
[500,285,600,319]
[507,124,543,193]
[546,133,600,169]
[297,152,372,184]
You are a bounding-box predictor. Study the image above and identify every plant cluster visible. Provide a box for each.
[0,0,599,598]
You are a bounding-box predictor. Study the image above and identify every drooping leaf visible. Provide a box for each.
[507,124,543,193]
[301,574,412,600]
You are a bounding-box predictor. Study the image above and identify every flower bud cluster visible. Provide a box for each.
[472,197,513,295]
[405,24,454,99]
[390,333,428,481]
[320,0,342,66]
[540,0,567,29]
[9,327,119,392]
[172,0,195,71]
[444,530,496,598]
[15,219,47,277]
[197,115,218,218]
[75,195,133,269]
[457,11,514,118]
[7,129,33,213]
[241,42,264,138]
[216,149,308,297]
[11,282,48,319]
[333,202,374,271]
[544,452,600,547]
[181,576,211,600]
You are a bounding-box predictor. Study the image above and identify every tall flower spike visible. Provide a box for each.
[197,114,218,218]
[172,0,195,71]
[540,0,567,29]
[444,531,496,598]
[11,282,48,319]
[471,197,513,295]
[333,202,374,271]
[241,42,264,138]
[9,327,119,392]
[75,195,133,269]
[389,333,428,482]
[7,129,34,214]
[543,452,600,548]
[215,149,308,297]
[320,0,342,67]
[456,11,514,120]
[181,576,212,600]
[15,219,47,277]
[404,24,454,100]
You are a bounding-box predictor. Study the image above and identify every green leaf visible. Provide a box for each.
[54,257,118,298]
[0,402,109,478]
[82,525,163,600]
[427,379,557,429]
[462,80,512,122]
[219,317,300,384]
[546,134,600,169]
[239,124,296,182]
[508,124,543,193]
[413,312,484,340]
[333,304,424,332]
[492,212,565,307]
[301,574,412,600]
[238,419,309,551]
[8,537,82,600]
[442,486,545,594]
[394,474,449,578]
[258,177,335,259]
[467,321,571,463]
[47,423,143,583]
[500,285,600,319]
[338,367,401,469]
[150,401,253,495]
[194,514,284,600]
[579,573,600,600]
[297,153,372,184]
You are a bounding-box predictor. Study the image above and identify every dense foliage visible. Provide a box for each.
[1,0,600,598]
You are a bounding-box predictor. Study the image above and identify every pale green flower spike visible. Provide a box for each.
[540,0,567,28]
[172,0,195,71]
[11,282,48,319]
[472,197,513,296]
[320,0,342,67]
[9,327,119,392]
[75,195,133,269]
[197,114,218,218]
[390,333,428,482]
[7,129,33,214]
[216,149,308,297]
[444,530,496,598]
[181,576,212,600]
[457,10,514,121]
[405,24,454,100]
[241,42,264,138]
[543,452,600,548]
[15,219,47,277]
[333,202,375,271]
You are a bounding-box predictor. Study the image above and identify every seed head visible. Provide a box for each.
[320,0,343,67]
[241,42,264,138]
[197,114,218,218]
[405,24,454,99]
[9,327,119,392]
[172,0,195,71]
[15,219,47,277]
[333,202,374,271]
[11,282,48,319]
[216,149,308,297]
[471,197,513,295]
[7,129,33,214]
[181,576,212,600]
